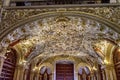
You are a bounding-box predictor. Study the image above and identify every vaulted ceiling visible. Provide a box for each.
[0,14,120,67]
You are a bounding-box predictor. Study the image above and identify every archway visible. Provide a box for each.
[39,66,52,80]
[78,66,90,80]
[0,11,120,42]
[0,11,119,80]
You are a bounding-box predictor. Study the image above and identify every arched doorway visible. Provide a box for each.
[0,49,17,80]
[78,66,90,80]
[39,66,52,80]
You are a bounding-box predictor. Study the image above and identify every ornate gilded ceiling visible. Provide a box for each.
[0,5,120,67]
[0,14,120,65]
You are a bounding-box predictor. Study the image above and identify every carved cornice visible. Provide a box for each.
[4,3,120,9]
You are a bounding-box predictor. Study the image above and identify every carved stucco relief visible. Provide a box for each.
[0,6,120,35]
[0,6,120,68]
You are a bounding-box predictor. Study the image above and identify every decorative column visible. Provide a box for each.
[13,64,26,80]
[90,72,94,80]
[104,64,117,80]
[0,55,5,75]
[30,67,39,80]
[93,69,98,80]
[30,71,35,80]
[101,69,106,80]
[23,68,29,80]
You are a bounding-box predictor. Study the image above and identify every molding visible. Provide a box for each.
[4,3,120,9]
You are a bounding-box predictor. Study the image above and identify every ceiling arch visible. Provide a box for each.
[0,11,120,67]
[0,11,120,42]
[36,54,94,67]
[39,63,53,74]
[77,63,92,72]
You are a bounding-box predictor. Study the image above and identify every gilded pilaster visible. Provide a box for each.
[30,70,38,80]
[13,64,26,80]
[101,69,106,80]
[96,67,102,80]
[104,64,117,80]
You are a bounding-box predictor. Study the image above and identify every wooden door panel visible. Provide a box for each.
[56,64,74,80]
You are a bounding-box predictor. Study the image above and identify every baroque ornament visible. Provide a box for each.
[0,16,120,64]
[0,6,120,35]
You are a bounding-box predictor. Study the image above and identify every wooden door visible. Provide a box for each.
[56,64,74,80]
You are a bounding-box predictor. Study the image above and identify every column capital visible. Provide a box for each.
[105,64,115,70]
[31,69,38,74]
[16,64,26,70]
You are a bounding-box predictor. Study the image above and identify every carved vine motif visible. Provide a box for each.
[0,6,120,35]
